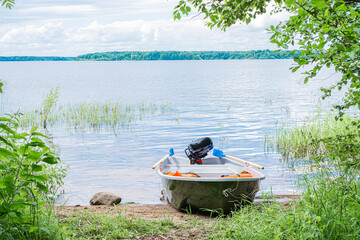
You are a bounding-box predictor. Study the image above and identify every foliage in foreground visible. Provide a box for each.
[0,114,66,239]
[211,175,360,239]
[0,82,67,239]
[212,133,360,239]
[1,0,14,9]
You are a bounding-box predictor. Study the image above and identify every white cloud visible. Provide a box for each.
[17,5,97,15]
[0,18,277,56]
[0,22,65,44]
[0,0,287,56]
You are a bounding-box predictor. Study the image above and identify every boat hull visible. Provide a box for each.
[162,177,260,213]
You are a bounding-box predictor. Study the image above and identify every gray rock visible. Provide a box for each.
[90,192,122,205]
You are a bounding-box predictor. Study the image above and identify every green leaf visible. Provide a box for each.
[31,164,42,172]
[10,202,27,210]
[0,136,14,149]
[31,137,43,143]
[0,117,12,122]
[42,156,58,164]
[4,174,14,193]
[32,132,48,138]
[30,126,38,134]
[7,133,26,140]
[0,155,9,163]
[285,0,295,5]
[336,3,347,12]
[19,132,29,138]
[348,51,356,59]
[26,142,45,148]
[318,42,326,49]
[0,147,17,158]
[291,66,300,72]
[40,227,50,235]
[0,182,7,189]
[26,151,42,161]
[27,174,48,182]
[0,123,15,134]
[336,44,346,52]
[37,183,48,192]
[311,0,327,10]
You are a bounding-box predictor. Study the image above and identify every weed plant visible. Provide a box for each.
[41,86,59,129]
[0,114,67,239]
[20,101,174,133]
[211,170,360,239]
[0,83,67,239]
[211,132,360,239]
[265,113,358,159]
[211,174,360,239]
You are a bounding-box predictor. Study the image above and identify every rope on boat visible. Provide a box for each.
[222,179,241,198]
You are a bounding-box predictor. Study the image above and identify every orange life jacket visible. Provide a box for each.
[221,171,252,178]
[164,171,202,178]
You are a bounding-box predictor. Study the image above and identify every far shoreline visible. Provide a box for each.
[0,49,300,62]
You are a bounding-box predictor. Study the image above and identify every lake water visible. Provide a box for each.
[0,60,341,205]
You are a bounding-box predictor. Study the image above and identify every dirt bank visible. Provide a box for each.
[57,194,299,223]
[58,203,212,224]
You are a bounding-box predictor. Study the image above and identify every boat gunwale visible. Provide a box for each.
[157,155,265,182]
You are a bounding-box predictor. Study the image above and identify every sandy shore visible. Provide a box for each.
[57,194,299,223]
[58,203,212,223]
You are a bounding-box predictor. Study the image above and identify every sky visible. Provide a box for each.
[0,0,289,56]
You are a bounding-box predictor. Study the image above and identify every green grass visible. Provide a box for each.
[19,101,174,132]
[209,170,360,239]
[0,207,177,240]
[212,129,360,239]
[265,113,358,159]
[0,205,65,240]
[59,210,175,239]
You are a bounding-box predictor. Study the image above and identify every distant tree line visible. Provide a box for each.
[0,56,76,61]
[76,50,300,61]
[0,50,301,61]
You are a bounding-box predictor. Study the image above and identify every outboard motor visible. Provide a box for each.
[185,137,213,164]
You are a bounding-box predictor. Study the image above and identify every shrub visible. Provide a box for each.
[0,113,65,239]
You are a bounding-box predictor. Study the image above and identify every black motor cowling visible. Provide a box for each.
[185,137,213,164]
